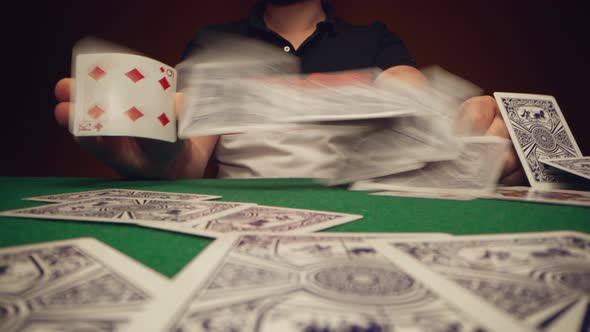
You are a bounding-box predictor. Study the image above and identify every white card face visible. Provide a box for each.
[0,238,168,331]
[0,198,254,228]
[541,157,590,181]
[177,67,418,138]
[24,189,220,203]
[275,70,419,123]
[72,53,177,142]
[376,231,590,332]
[137,205,363,238]
[483,186,590,207]
[126,233,516,332]
[494,92,582,189]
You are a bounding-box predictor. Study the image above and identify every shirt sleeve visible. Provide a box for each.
[372,22,416,70]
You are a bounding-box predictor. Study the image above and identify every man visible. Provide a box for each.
[54,0,523,183]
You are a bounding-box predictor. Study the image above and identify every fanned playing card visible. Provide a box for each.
[25,189,220,203]
[0,238,168,332]
[126,233,522,332]
[494,92,582,189]
[483,186,590,207]
[137,205,363,238]
[541,157,590,181]
[375,231,590,332]
[0,198,254,228]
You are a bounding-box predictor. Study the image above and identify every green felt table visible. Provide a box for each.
[1,176,589,278]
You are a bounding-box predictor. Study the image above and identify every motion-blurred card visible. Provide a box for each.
[0,238,168,331]
[494,93,582,189]
[72,50,177,142]
[25,189,220,203]
[540,157,590,181]
[349,136,509,194]
[484,186,590,207]
[176,33,300,137]
[277,70,418,123]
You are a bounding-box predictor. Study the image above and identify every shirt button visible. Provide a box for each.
[283,46,291,52]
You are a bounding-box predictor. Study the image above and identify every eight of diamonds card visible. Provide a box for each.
[126,233,523,332]
[494,92,583,189]
[72,50,177,142]
[374,231,590,332]
[0,238,168,332]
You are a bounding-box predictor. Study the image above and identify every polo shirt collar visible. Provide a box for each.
[248,0,337,33]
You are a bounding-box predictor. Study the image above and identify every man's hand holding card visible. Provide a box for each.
[55,51,218,180]
[55,76,216,179]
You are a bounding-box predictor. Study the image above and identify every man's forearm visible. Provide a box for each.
[137,136,219,180]
[167,136,219,179]
[94,136,215,180]
[380,65,430,88]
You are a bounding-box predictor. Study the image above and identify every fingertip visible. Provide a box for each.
[55,78,72,102]
[54,102,71,127]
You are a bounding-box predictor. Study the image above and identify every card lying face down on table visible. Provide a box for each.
[122,231,590,332]
[1,188,365,238]
[0,238,169,331]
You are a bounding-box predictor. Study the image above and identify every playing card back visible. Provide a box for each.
[376,231,590,332]
[0,238,168,331]
[494,92,582,189]
[126,233,526,332]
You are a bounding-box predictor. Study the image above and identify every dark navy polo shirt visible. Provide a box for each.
[181,1,416,73]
